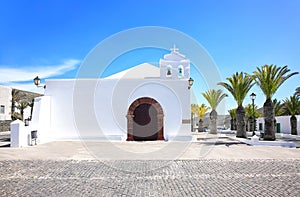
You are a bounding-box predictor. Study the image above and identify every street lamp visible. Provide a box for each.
[188,77,194,89]
[33,76,46,88]
[250,92,256,136]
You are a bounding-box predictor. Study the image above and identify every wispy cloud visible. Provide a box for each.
[2,82,45,94]
[0,59,80,83]
[0,59,80,93]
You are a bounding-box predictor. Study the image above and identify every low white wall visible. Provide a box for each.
[257,115,300,135]
[10,120,29,147]
[29,96,51,143]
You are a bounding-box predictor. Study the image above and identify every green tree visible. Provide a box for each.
[191,104,198,132]
[11,89,21,120]
[252,65,298,140]
[202,89,227,134]
[245,104,261,118]
[294,87,300,98]
[28,98,35,120]
[16,101,29,121]
[197,104,210,132]
[228,108,236,130]
[283,96,300,135]
[218,72,254,138]
[11,112,22,120]
[273,99,284,116]
[273,99,284,134]
[245,104,261,132]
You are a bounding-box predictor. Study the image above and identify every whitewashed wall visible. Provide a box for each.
[31,78,191,141]
[0,86,12,120]
[30,96,51,143]
[257,115,300,135]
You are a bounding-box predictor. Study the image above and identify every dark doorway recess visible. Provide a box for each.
[127,97,164,141]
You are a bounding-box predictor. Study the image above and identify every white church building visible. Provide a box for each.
[11,47,193,146]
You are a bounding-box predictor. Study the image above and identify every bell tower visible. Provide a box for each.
[160,45,190,79]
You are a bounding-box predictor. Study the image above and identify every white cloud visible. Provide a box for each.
[0,59,80,83]
[1,82,44,94]
[0,59,80,93]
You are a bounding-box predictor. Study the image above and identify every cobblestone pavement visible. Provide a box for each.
[0,159,299,196]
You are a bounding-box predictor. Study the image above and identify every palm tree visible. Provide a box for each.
[273,99,285,132]
[245,104,252,131]
[16,101,29,121]
[218,72,254,138]
[294,87,300,98]
[28,98,35,120]
[245,103,261,132]
[202,89,227,134]
[283,96,300,135]
[228,108,236,130]
[273,99,284,116]
[197,104,210,132]
[191,104,198,132]
[11,89,21,120]
[252,65,298,140]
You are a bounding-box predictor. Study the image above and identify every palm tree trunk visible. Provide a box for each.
[246,118,249,131]
[191,113,194,132]
[263,98,276,140]
[233,119,237,130]
[30,99,34,120]
[274,118,277,134]
[236,105,246,138]
[11,101,16,120]
[20,109,24,121]
[198,119,203,132]
[230,119,234,130]
[209,110,217,134]
[290,115,297,135]
[11,101,15,114]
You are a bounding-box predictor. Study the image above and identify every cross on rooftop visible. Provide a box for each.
[170,44,179,53]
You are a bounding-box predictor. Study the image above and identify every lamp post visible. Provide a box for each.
[33,76,46,89]
[188,77,194,89]
[189,77,194,132]
[250,92,256,136]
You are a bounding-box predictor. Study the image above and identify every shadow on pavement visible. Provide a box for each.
[0,144,10,148]
[0,134,10,148]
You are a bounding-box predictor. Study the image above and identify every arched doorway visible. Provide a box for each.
[127,97,164,141]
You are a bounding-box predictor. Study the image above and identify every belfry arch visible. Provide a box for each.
[126,97,164,141]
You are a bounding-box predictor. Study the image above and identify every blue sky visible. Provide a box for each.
[0,0,299,113]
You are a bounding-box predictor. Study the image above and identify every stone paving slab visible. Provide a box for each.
[0,133,299,196]
[0,160,299,196]
[0,134,299,161]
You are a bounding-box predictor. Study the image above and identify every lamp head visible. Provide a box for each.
[33,76,40,86]
[250,92,256,100]
[188,77,194,89]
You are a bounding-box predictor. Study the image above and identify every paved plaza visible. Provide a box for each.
[0,132,299,196]
[0,159,299,196]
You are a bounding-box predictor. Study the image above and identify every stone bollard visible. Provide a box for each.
[251,135,259,145]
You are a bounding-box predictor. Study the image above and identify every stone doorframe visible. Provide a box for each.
[126,97,164,141]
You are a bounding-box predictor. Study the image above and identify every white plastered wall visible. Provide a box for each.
[257,115,300,135]
[0,86,12,120]
[30,96,51,143]
[30,78,191,142]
